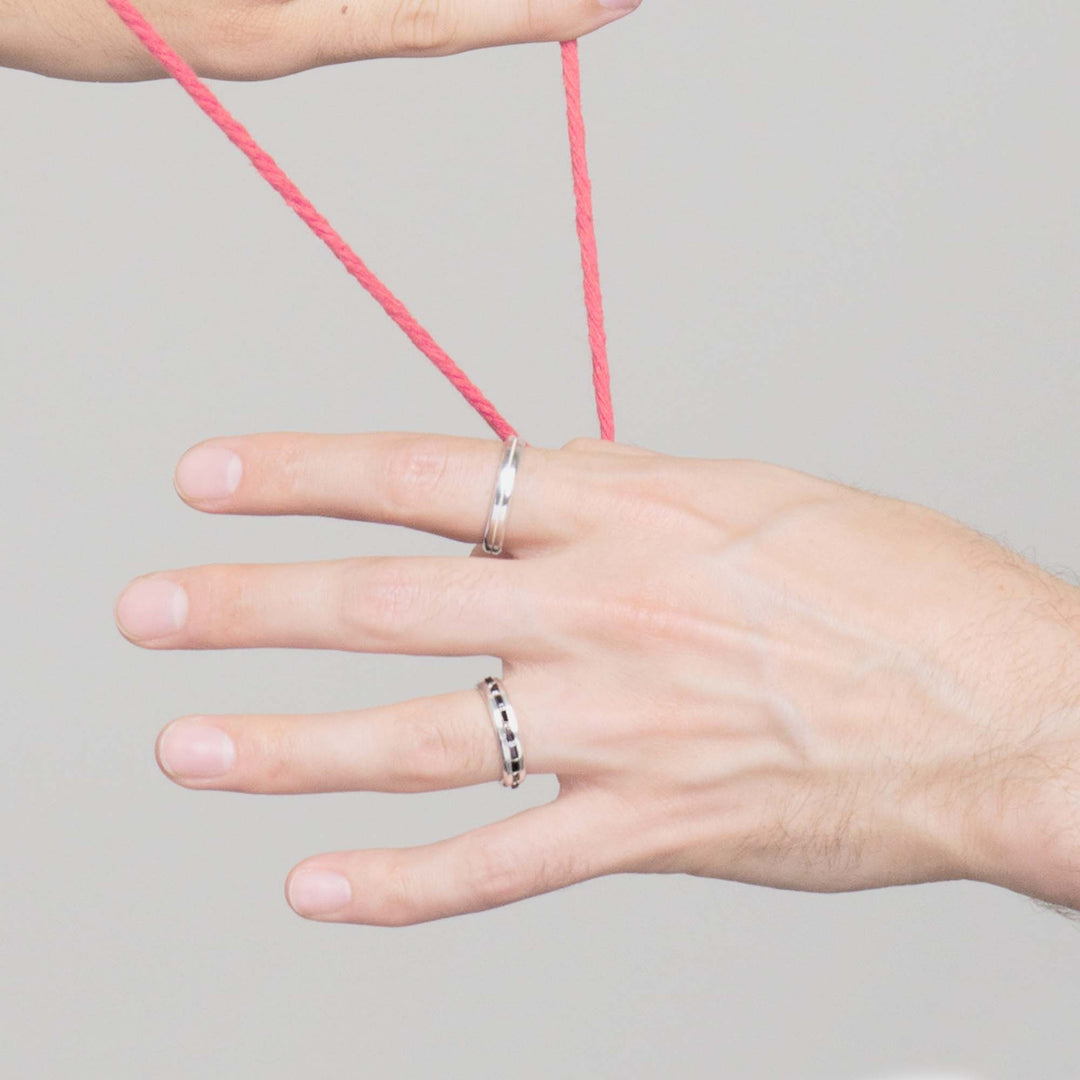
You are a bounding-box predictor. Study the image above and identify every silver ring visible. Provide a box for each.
[481,436,520,556]
[477,676,526,788]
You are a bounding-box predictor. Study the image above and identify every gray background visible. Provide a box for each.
[2,1,1079,1076]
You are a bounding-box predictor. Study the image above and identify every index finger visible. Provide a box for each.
[172,430,578,551]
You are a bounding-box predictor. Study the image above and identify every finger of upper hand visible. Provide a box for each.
[294,0,643,69]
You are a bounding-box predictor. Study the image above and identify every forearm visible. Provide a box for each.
[0,0,176,80]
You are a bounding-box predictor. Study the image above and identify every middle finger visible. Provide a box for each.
[115,555,547,657]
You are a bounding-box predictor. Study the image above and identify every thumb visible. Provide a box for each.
[305,0,643,65]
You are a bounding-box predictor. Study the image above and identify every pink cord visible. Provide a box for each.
[560,41,614,442]
[102,0,613,442]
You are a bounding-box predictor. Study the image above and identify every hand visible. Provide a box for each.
[114,432,1080,925]
[1,0,640,82]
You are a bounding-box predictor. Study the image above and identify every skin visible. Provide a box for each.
[6,1,1078,922]
[111,431,1080,925]
[0,0,641,81]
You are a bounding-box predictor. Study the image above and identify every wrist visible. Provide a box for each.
[960,570,1080,910]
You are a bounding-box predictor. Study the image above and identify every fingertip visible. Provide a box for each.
[286,864,353,920]
[596,0,643,15]
[153,721,171,777]
[114,575,188,643]
[174,443,243,504]
[156,716,237,784]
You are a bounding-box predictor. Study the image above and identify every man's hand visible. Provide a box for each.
[0,0,641,82]
[113,432,1080,924]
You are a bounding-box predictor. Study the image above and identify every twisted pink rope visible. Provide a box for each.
[102,0,613,442]
[560,40,614,441]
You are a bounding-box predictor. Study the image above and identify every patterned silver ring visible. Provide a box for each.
[477,676,526,788]
[481,436,520,556]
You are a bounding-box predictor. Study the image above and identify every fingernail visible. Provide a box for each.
[288,870,352,917]
[174,445,242,501]
[158,719,235,780]
[116,578,188,640]
[598,0,640,11]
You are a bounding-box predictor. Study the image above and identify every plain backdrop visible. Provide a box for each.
[2,2,1080,1077]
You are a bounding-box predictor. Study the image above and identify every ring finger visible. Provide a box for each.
[154,684,549,793]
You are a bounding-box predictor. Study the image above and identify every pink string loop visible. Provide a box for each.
[560,40,614,442]
[103,0,612,442]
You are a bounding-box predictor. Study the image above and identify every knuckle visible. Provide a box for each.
[612,460,730,537]
[409,715,460,786]
[378,435,451,515]
[377,854,423,926]
[469,834,580,910]
[560,435,606,454]
[558,436,656,457]
[248,717,304,790]
[339,558,426,644]
[386,0,459,54]
[199,564,258,637]
[725,456,796,491]
[467,837,531,911]
[264,436,314,503]
[567,563,698,651]
[608,585,687,644]
[406,705,487,787]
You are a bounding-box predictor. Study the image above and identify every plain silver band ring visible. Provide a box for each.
[482,436,520,556]
[477,676,526,788]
